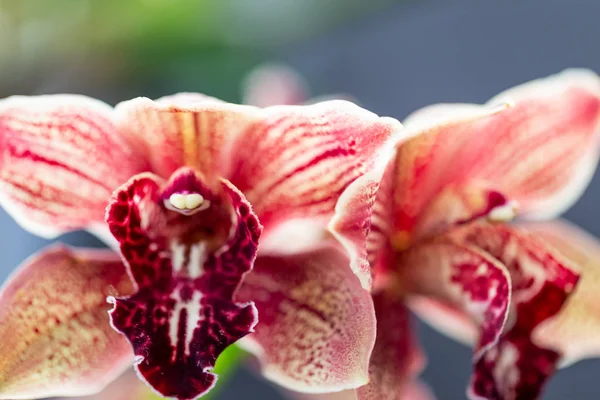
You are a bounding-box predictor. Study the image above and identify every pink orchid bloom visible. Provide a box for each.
[0,83,400,400]
[329,69,600,400]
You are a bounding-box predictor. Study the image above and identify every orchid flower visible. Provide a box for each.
[0,80,400,400]
[329,69,600,400]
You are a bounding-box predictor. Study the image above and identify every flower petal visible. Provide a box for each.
[388,69,600,242]
[236,244,376,393]
[520,220,600,367]
[106,167,261,400]
[0,94,146,238]
[242,63,309,107]
[327,136,399,291]
[356,293,430,400]
[115,95,259,180]
[228,100,401,238]
[453,223,579,400]
[0,245,134,399]
[396,239,511,357]
[293,382,435,400]
[327,171,382,290]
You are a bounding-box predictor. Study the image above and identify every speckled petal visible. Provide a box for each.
[356,293,430,400]
[396,239,511,357]
[236,245,376,393]
[454,223,579,400]
[0,246,134,399]
[106,167,261,400]
[0,94,146,238]
[228,100,400,240]
[520,220,600,367]
[388,69,600,243]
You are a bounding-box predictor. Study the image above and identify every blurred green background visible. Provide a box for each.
[0,0,398,102]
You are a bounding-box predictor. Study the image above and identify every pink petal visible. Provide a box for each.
[520,220,600,366]
[388,69,600,242]
[396,239,511,357]
[291,381,434,400]
[242,63,309,107]
[229,100,400,243]
[0,246,134,399]
[105,167,261,400]
[454,223,579,400]
[57,369,148,400]
[236,244,376,393]
[327,170,383,290]
[115,95,259,180]
[356,293,430,400]
[406,296,478,348]
[0,95,146,238]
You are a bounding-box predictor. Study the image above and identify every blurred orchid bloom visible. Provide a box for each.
[329,69,600,400]
[0,80,400,400]
[242,63,310,107]
[242,63,356,107]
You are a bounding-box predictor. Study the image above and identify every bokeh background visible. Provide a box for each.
[1,0,600,399]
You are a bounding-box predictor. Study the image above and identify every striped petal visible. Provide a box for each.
[0,95,146,238]
[106,167,261,400]
[453,223,579,400]
[0,246,134,399]
[115,94,260,180]
[396,239,511,358]
[521,220,600,366]
[228,100,400,239]
[386,69,600,244]
[236,244,376,393]
[356,293,431,400]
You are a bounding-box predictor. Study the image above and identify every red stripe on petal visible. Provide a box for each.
[106,168,261,400]
[0,246,133,399]
[0,95,147,237]
[229,100,400,235]
[115,96,259,180]
[386,70,600,244]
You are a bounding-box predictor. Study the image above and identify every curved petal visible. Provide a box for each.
[520,220,600,366]
[356,293,430,400]
[327,139,398,291]
[327,171,381,290]
[0,245,134,399]
[106,168,261,400]
[115,95,260,180]
[388,69,600,242]
[236,244,376,393]
[228,100,401,239]
[0,94,146,238]
[453,223,579,400]
[395,239,511,358]
[242,63,309,107]
[407,296,478,348]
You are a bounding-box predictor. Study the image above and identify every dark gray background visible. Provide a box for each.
[2,0,600,398]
